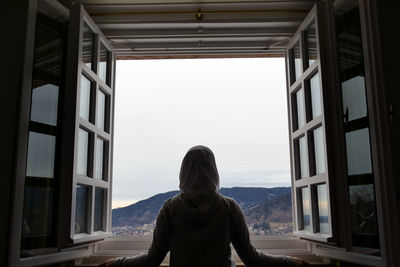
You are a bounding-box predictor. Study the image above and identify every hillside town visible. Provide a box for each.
[112,222,293,237]
[112,187,293,237]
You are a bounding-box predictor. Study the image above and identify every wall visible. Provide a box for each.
[377,0,400,256]
[0,1,32,266]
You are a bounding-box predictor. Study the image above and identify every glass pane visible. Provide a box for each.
[336,1,379,250]
[26,132,56,178]
[293,41,302,81]
[310,74,322,118]
[99,43,108,83]
[342,76,367,122]
[79,75,91,121]
[21,4,66,253]
[30,10,64,127]
[31,84,59,126]
[97,90,106,131]
[77,129,89,176]
[314,127,326,174]
[22,186,54,238]
[94,188,105,231]
[345,128,372,175]
[349,184,377,235]
[296,89,305,128]
[302,187,311,231]
[95,138,104,179]
[317,184,329,233]
[82,22,94,70]
[299,136,308,179]
[306,20,317,67]
[75,185,88,234]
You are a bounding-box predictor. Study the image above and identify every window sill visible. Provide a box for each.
[94,235,310,255]
[312,244,384,267]
[294,231,333,243]
[80,235,389,267]
[72,231,112,244]
[87,235,331,266]
[16,247,90,267]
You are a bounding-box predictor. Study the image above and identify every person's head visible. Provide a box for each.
[179,145,220,196]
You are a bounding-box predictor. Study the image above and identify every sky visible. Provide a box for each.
[112,58,291,208]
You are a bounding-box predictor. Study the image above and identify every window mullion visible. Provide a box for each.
[89,185,95,234]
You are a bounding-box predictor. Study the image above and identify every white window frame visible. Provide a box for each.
[64,3,115,244]
[286,4,333,243]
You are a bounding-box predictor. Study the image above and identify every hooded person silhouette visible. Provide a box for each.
[105,146,308,267]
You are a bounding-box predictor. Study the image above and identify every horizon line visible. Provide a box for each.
[112,185,291,209]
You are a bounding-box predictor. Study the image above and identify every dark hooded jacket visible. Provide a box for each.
[112,146,295,267]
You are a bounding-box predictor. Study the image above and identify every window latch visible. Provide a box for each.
[343,107,349,124]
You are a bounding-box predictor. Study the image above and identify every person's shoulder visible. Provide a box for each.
[162,193,182,208]
[157,193,182,218]
[217,193,240,210]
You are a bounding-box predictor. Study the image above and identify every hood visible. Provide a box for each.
[177,146,220,225]
[179,145,220,196]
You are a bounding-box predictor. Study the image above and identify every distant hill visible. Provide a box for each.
[112,187,292,227]
[246,191,292,224]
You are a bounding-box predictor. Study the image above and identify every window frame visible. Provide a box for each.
[286,4,333,242]
[285,1,390,265]
[7,1,96,266]
[60,2,115,245]
[356,0,400,264]
[334,0,381,251]
[9,0,396,266]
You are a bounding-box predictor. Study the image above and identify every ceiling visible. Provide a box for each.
[59,1,315,58]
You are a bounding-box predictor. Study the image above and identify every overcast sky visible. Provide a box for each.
[112,58,291,208]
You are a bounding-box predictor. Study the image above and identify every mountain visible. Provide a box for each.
[113,190,179,227]
[246,191,292,224]
[112,187,292,227]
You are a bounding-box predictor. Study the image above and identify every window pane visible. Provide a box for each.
[22,4,66,253]
[317,184,329,233]
[30,84,59,126]
[306,20,317,67]
[97,90,106,131]
[299,136,308,179]
[95,138,104,179]
[22,186,54,239]
[293,41,302,81]
[26,132,56,178]
[314,127,326,174]
[29,9,64,127]
[310,74,322,118]
[94,188,105,231]
[75,185,89,234]
[342,76,367,122]
[82,22,94,70]
[80,75,91,121]
[77,129,89,176]
[336,1,379,250]
[345,128,372,175]
[349,184,377,235]
[302,187,311,231]
[296,89,305,128]
[99,43,108,83]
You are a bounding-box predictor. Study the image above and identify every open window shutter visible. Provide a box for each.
[60,3,115,245]
[285,1,338,242]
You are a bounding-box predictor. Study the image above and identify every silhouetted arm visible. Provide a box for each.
[112,201,171,267]
[230,200,298,267]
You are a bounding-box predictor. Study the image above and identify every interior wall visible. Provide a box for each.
[0,1,32,266]
[377,0,400,254]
